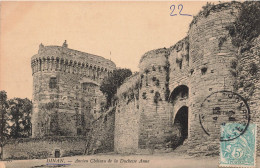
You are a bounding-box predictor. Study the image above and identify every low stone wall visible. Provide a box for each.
[3,136,86,160]
[3,108,116,160]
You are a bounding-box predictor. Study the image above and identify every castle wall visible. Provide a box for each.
[32,70,96,137]
[3,137,86,160]
[236,36,260,155]
[86,107,115,154]
[168,37,190,92]
[32,71,61,137]
[188,4,241,155]
[168,37,190,125]
[114,2,260,156]
[114,73,140,153]
[138,49,172,149]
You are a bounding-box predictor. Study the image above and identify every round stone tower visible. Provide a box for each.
[138,48,172,149]
[188,3,242,153]
[31,42,116,137]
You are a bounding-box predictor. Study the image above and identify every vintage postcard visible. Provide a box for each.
[0,1,259,168]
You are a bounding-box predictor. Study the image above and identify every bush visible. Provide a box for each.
[227,1,260,48]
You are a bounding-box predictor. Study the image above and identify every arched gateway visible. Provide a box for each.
[169,85,189,149]
[172,106,188,148]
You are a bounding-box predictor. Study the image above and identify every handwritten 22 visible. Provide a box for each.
[170,4,192,16]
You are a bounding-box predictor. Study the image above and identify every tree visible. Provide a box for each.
[0,91,32,160]
[8,98,32,138]
[100,68,132,107]
[0,91,9,160]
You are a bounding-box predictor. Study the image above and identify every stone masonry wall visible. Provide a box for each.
[32,70,104,137]
[188,4,242,155]
[115,73,140,153]
[86,107,115,154]
[3,137,86,160]
[168,37,190,124]
[115,2,260,156]
[138,49,172,149]
[168,37,190,92]
[115,100,139,154]
[236,36,260,155]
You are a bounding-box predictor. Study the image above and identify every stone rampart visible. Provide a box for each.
[115,73,140,153]
[86,107,116,154]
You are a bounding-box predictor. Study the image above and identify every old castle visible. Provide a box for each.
[31,41,116,137]
[3,2,260,159]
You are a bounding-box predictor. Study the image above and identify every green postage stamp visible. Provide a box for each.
[220,123,257,167]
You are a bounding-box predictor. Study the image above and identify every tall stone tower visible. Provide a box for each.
[138,48,172,149]
[31,42,116,137]
[188,3,242,153]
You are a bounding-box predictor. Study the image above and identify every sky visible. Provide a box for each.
[0,1,210,99]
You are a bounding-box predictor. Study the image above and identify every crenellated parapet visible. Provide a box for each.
[31,44,115,82]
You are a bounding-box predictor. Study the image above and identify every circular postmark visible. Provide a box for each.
[199,90,250,141]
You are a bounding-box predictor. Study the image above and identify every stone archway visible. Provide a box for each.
[169,85,189,105]
[168,85,189,149]
[170,106,188,149]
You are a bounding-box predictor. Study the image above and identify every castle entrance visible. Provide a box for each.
[168,85,189,149]
[172,106,188,148]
